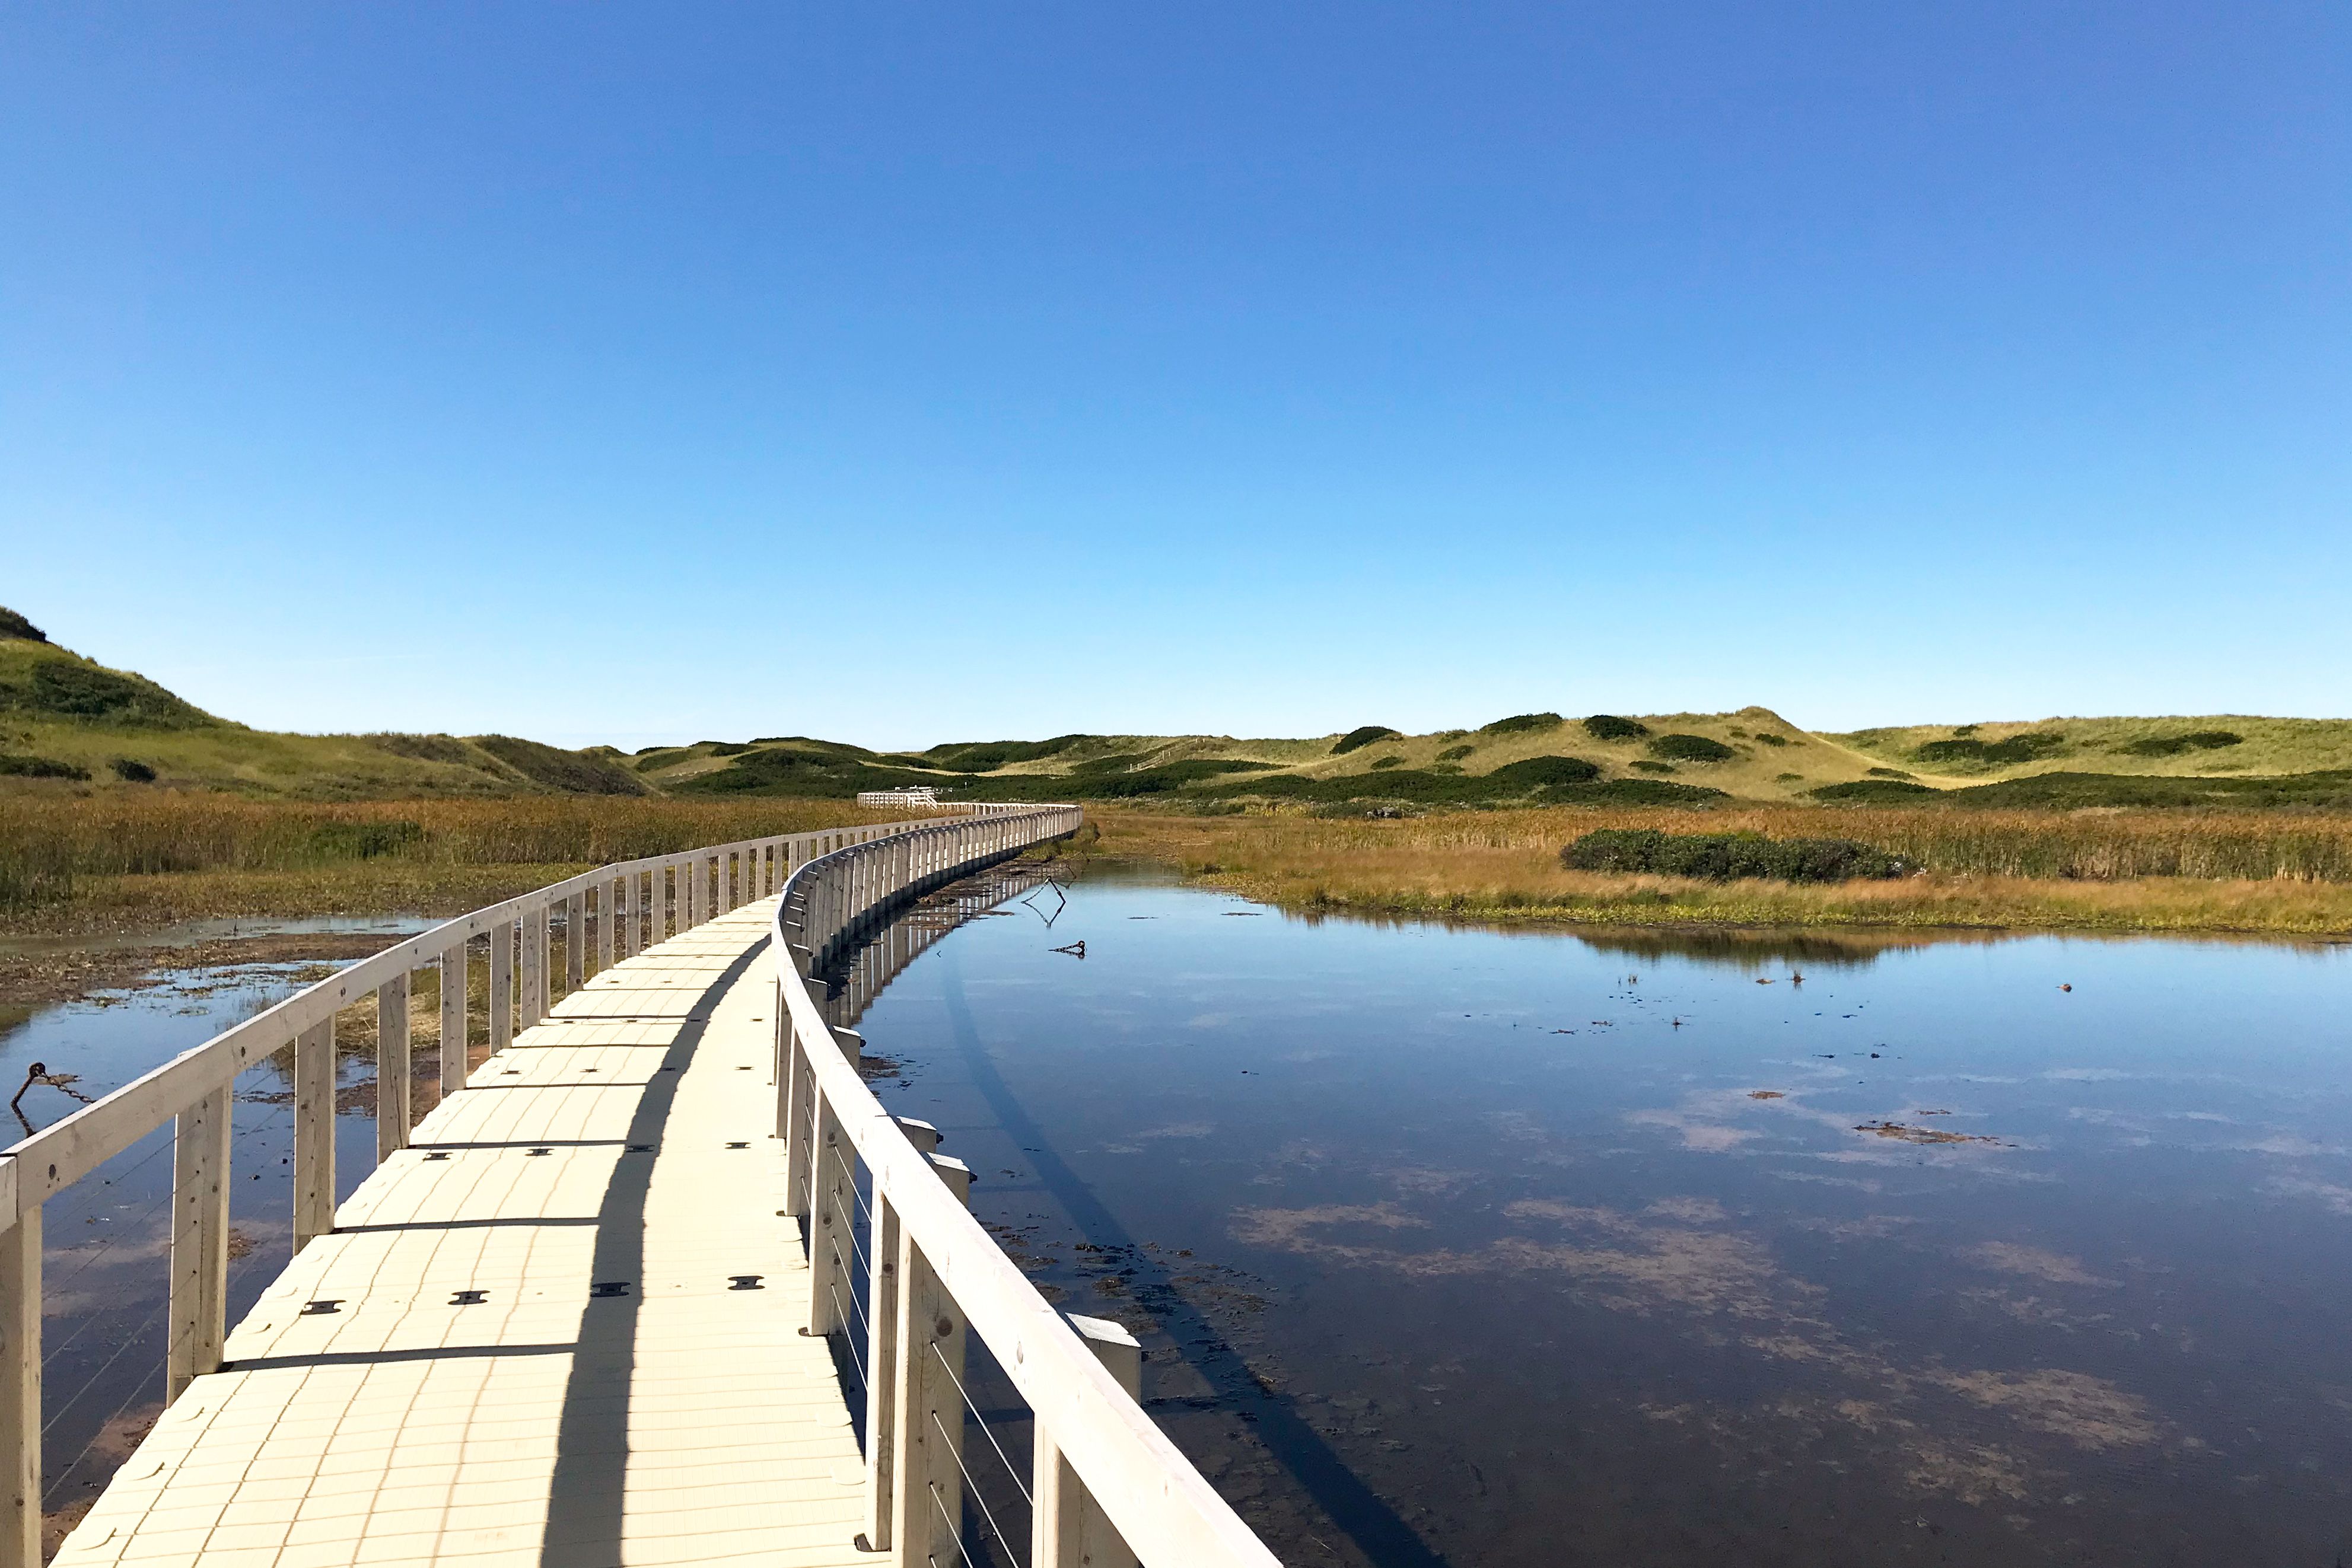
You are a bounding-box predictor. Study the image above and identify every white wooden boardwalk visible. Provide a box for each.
[55,899,866,1568]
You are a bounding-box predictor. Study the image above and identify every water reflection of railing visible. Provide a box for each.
[776,818,1282,1568]
[820,858,1064,1032]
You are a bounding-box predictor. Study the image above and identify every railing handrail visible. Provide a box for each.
[772,808,1282,1568]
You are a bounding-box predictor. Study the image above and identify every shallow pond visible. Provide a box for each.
[853,864,2352,1567]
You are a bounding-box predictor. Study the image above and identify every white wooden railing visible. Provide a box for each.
[0,804,1059,1568]
[775,806,1282,1568]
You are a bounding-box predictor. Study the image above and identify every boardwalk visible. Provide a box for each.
[7,808,1275,1568]
[57,900,868,1568]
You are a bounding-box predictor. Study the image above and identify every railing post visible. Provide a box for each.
[490,920,514,1056]
[440,939,469,1096]
[808,1094,849,1338]
[519,904,544,1029]
[538,902,553,1007]
[565,892,585,994]
[0,1198,40,1568]
[863,1122,943,1552]
[686,855,704,928]
[1035,1315,1145,1568]
[600,879,618,968]
[377,971,411,1159]
[891,1152,973,1568]
[166,1085,231,1404]
[808,1027,864,1339]
[784,1018,816,1217]
[293,1018,336,1251]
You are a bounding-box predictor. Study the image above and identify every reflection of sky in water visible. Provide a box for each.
[860,866,2352,1568]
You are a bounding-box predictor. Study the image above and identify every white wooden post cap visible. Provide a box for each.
[925,1152,973,1203]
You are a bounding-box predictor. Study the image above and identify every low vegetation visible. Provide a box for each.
[1915,730,2067,768]
[1331,726,1401,755]
[0,796,886,919]
[1648,733,1737,764]
[1561,828,1911,882]
[1479,712,1563,735]
[1083,806,2352,935]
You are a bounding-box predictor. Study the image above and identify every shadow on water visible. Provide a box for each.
[928,939,1455,1568]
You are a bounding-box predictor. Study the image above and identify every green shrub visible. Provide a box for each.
[1435,744,1474,762]
[1866,767,1915,780]
[1947,770,2352,810]
[1809,779,1936,802]
[1580,779,1728,804]
[1581,714,1650,741]
[1,660,210,726]
[1755,733,1791,747]
[0,608,46,642]
[1332,726,1401,756]
[1648,734,1735,763]
[2118,731,2244,757]
[0,754,89,780]
[1201,754,1628,808]
[109,758,156,782]
[634,748,690,772]
[1480,713,1563,735]
[1368,756,1404,770]
[1486,755,1600,788]
[1915,731,2065,767]
[1561,828,1911,882]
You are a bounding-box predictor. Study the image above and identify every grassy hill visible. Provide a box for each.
[8,606,2350,811]
[1832,717,2352,780]
[0,613,644,799]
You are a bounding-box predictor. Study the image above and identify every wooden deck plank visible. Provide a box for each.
[53,900,869,1568]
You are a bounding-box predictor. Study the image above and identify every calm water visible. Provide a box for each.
[855,864,2352,1567]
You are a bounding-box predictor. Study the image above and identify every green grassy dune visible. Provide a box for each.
[5,608,2350,812]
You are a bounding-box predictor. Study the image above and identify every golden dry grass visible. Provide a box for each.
[1084,807,2352,935]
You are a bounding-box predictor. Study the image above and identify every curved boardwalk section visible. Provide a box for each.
[57,898,862,1568]
[22,807,1277,1568]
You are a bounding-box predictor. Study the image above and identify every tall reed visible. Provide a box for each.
[0,795,890,910]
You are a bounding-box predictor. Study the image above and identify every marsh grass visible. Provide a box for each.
[0,796,890,919]
[1084,805,2352,935]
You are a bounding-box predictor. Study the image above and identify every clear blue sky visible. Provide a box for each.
[4,4,2345,748]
